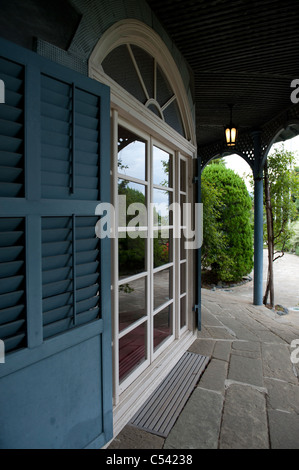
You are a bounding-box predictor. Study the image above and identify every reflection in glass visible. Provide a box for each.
[118,126,146,181]
[119,322,146,382]
[153,267,172,310]
[163,99,185,137]
[153,189,173,226]
[180,229,186,260]
[118,179,146,227]
[154,305,172,350]
[180,296,186,328]
[180,159,186,192]
[180,262,186,294]
[180,194,186,226]
[119,231,146,277]
[119,277,146,332]
[153,146,172,187]
[153,230,172,268]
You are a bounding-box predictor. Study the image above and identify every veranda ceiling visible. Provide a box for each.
[146,0,299,151]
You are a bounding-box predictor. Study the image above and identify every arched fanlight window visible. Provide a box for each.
[101,44,186,137]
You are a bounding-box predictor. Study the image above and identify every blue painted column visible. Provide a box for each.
[196,156,202,330]
[252,131,264,305]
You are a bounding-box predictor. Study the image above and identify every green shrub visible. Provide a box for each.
[201,163,254,282]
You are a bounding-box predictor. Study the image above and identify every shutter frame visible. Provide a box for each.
[0,37,113,446]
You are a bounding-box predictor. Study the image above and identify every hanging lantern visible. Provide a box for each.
[225,104,238,146]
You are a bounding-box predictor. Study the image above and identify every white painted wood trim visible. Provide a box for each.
[107,329,197,442]
[88,19,197,154]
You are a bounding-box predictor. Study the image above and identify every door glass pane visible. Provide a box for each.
[153,146,172,187]
[119,277,146,332]
[154,305,172,351]
[118,126,146,181]
[180,262,186,294]
[180,159,186,192]
[180,194,186,226]
[153,229,173,268]
[118,179,146,227]
[119,231,147,277]
[180,229,186,260]
[119,322,146,382]
[180,296,186,328]
[153,267,173,310]
[153,189,173,226]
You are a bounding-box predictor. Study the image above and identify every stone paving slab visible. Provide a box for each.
[164,387,223,449]
[198,358,228,394]
[202,309,224,327]
[221,318,260,341]
[265,378,299,414]
[228,354,264,387]
[108,287,299,450]
[212,340,231,361]
[205,326,236,340]
[219,383,269,449]
[232,340,261,353]
[268,410,299,449]
[108,424,164,449]
[262,343,298,384]
[188,338,215,357]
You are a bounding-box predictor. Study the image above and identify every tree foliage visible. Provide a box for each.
[262,145,299,306]
[201,162,254,282]
[264,146,299,256]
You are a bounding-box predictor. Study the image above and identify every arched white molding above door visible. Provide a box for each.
[89,19,196,156]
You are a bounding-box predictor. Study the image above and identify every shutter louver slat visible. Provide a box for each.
[42,266,72,285]
[0,217,26,352]
[41,75,71,199]
[40,74,100,200]
[43,305,73,326]
[43,316,73,339]
[0,56,24,198]
[0,304,24,325]
[42,217,73,337]
[0,245,23,262]
[76,297,98,315]
[0,135,23,153]
[0,318,25,339]
[76,217,100,324]
[0,57,23,77]
[74,91,100,200]
[75,150,98,167]
[0,260,24,277]
[0,275,24,295]
[42,216,100,339]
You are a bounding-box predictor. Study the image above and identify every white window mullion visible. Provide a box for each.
[127,44,150,101]
[174,151,180,338]
[148,137,154,363]
[186,157,192,330]
[112,109,120,405]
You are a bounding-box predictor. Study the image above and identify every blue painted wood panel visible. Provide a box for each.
[0,336,104,449]
[0,37,113,448]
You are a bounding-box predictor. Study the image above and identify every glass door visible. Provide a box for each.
[115,124,187,394]
[151,144,175,358]
[117,125,150,386]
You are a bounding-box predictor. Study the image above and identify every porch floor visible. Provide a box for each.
[108,285,299,449]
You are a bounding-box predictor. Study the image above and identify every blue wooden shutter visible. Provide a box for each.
[42,215,100,339]
[0,57,24,197]
[0,217,26,352]
[41,75,100,200]
[0,38,113,447]
[0,56,26,352]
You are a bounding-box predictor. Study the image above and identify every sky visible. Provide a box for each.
[223,135,299,191]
